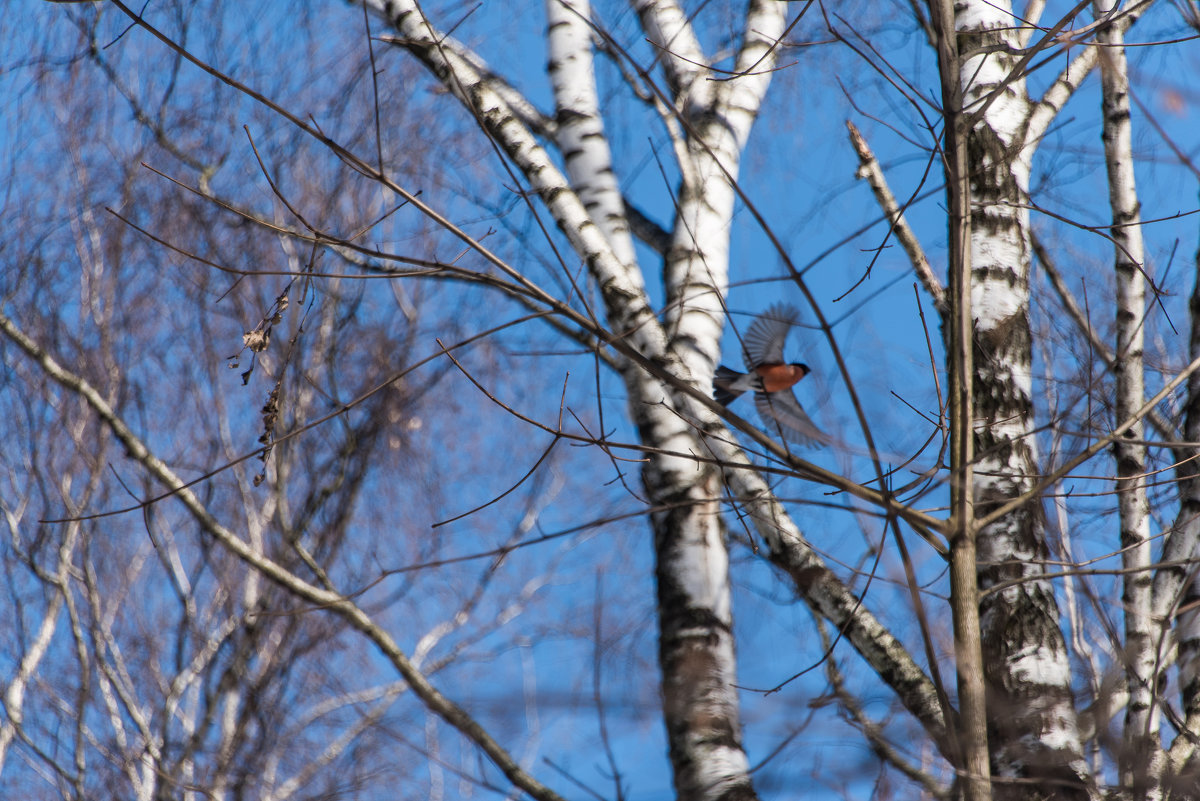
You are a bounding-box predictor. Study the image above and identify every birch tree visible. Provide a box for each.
[4,0,1200,800]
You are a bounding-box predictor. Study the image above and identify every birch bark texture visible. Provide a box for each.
[954,0,1092,793]
[367,0,789,795]
[1093,0,1159,796]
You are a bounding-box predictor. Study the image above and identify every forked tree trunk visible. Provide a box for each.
[376,0,787,795]
[633,3,785,795]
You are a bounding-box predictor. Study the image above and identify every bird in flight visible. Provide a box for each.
[712,304,828,447]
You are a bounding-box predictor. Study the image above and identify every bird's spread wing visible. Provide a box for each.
[755,390,829,447]
[742,303,801,369]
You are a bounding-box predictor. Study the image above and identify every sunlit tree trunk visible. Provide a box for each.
[633,2,784,796]
[373,0,785,795]
[1164,251,1200,784]
[955,1,1091,796]
[1094,2,1159,796]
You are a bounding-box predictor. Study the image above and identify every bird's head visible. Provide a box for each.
[790,362,811,378]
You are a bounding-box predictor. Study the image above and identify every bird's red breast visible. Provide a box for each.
[754,363,808,393]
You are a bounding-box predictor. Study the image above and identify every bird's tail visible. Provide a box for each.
[712,365,744,406]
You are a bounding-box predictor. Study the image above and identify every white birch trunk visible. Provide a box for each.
[957,1,1091,795]
[1166,262,1200,777]
[1094,3,1159,796]
[370,1,786,795]
[546,0,638,269]
[633,3,784,797]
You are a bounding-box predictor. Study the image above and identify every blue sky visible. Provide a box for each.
[4,1,1200,799]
